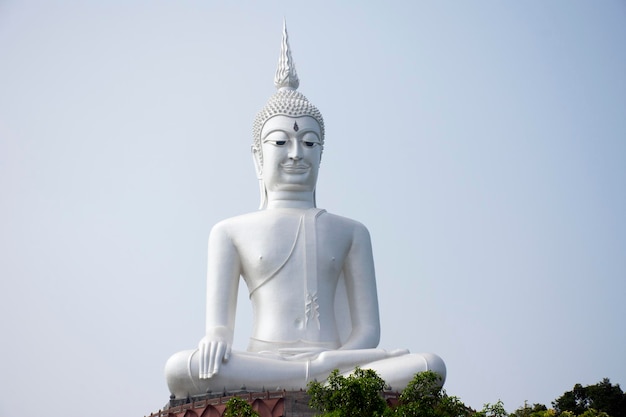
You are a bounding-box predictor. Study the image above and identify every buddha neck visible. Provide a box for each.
[265,191,315,209]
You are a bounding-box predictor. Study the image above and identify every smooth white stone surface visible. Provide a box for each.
[165,24,445,399]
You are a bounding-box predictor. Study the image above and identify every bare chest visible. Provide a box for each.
[232,211,353,289]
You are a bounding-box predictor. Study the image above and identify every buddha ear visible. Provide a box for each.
[252,146,268,209]
[252,146,262,179]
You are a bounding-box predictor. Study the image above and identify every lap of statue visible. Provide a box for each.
[165,345,445,398]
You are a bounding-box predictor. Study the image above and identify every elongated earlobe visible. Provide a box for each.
[251,147,267,209]
[252,147,262,179]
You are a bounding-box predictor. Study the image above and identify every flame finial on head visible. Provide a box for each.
[253,20,325,160]
[274,19,300,90]
[253,21,325,153]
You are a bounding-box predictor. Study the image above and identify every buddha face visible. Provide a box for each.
[257,115,322,193]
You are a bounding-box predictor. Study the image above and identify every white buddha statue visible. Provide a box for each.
[164,23,445,399]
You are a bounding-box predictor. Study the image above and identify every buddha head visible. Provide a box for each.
[252,22,325,209]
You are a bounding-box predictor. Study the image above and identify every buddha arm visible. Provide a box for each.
[199,222,241,378]
[340,223,381,350]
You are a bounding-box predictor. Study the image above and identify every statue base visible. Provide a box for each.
[146,390,400,417]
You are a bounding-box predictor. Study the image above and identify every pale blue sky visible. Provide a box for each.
[1,2,624,417]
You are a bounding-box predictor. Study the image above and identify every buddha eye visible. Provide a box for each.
[275,140,287,146]
[304,142,316,147]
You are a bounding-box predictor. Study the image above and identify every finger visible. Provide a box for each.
[199,343,207,378]
[208,342,217,378]
[224,344,231,362]
[214,343,226,374]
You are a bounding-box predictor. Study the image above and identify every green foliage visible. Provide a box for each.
[510,401,549,417]
[385,371,471,417]
[386,391,471,417]
[400,370,444,406]
[578,409,611,417]
[477,400,508,417]
[438,394,474,417]
[308,367,387,417]
[554,384,589,416]
[553,379,626,417]
[223,397,259,417]
[309,369,470,417]
[307,369,625,417]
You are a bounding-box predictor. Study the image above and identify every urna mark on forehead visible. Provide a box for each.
[252,20,325,157]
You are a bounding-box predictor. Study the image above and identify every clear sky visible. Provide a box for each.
[1,2,624,417]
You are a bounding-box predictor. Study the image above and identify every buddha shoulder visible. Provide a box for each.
[209,210,371,240]
[317,212,373,244]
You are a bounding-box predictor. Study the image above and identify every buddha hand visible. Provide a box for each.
[198,327,232,378]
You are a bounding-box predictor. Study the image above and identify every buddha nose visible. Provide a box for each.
[288,140,302,160]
